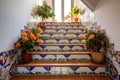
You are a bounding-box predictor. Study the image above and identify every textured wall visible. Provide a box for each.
[0,0,36,52]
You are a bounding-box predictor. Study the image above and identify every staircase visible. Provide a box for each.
[11,22,113,80]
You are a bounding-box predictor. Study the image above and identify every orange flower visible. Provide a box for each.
[36,39,43,45]
[15,42,21,48]
[30,33,36,40]
[22,37,28,42]
[89,34,95,39]
[22,32,27,37]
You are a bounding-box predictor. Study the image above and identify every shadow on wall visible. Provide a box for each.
[96,0,109,9]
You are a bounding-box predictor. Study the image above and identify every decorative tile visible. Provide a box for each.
[0,49,18,80]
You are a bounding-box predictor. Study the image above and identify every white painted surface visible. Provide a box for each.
[94,0,120,51]
[0,0,36,52]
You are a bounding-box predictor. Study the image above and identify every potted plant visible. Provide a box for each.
[82,27,108,63]
[72,7,85,22]
[31,1,55,22]
[15,27,43,63]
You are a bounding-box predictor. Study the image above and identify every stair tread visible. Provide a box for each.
[41,44,84,46]
[16,60,108,67]
[32,52,91,55]
[10,75,113,80]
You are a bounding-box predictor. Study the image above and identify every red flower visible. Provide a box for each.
[0,59,3,64]
[37,39,43,45]
[84,44,86,48]
[24,29,30,34]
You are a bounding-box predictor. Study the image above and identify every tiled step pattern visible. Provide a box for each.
[14,22,109,76]
[10,75,113,80]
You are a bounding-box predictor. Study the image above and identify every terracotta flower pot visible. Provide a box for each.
[74,18,79,22]
[22,53,32,63]
[91,52,104,63]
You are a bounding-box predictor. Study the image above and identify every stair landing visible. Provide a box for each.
[11,75,113,80]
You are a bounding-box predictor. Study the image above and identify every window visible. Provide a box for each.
[64,0,71,22]
[54,0,72,22]
[36,0,94,22]
[54,0,62,22]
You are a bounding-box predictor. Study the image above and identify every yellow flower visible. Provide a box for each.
[37,28,42,33]
[22,32,27,37]
[36,33,43,38]
[82,39,86,44]
[89,34,95,39]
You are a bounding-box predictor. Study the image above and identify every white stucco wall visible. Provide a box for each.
[0,0,36,52]
[94,0,120,51]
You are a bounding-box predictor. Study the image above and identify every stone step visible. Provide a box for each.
[14,63,110,76]
[10,75,113,80]
[16,61,108,67]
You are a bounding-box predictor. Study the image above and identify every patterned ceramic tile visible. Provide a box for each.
[0,50,18,80]
[15,66,107,76]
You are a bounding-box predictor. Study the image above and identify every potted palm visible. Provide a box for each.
[82,27,108,63]
[72,7,85,22]
[15,27,43,63]
[31,1,55,22]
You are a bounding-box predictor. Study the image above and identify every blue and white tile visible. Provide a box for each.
[31,67,47,73]
[77,67,92,73]
[68,55,91,60]
[17,67,30,73]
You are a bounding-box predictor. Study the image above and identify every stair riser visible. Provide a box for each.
[43,35,84,39]
[32,55,91,60]
[14,67,109,76]
[34,46,85,52]
[45,26,83,29]
[43,39,82,43]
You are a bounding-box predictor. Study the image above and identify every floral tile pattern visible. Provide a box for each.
[0,50,18,80]
[106,44,120,80]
